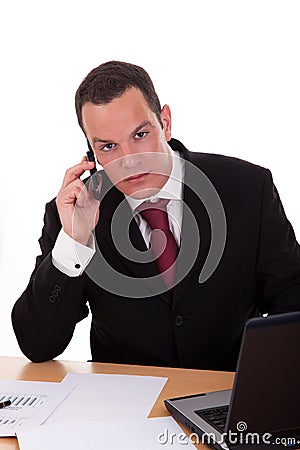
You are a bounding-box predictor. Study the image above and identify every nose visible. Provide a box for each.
[121,155,140,169]
[120,145,141,169]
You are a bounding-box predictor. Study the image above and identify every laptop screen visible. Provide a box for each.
[227,312,300,434]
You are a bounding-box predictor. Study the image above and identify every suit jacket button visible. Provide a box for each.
[175,315,184,326]
[49,295,56,303]
[54,284,61,292]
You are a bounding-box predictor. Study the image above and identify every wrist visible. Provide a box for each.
[63,228,93,248]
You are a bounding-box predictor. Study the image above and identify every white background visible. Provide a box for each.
[1,0,299,362]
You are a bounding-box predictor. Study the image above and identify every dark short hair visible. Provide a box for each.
[75,60,163,132]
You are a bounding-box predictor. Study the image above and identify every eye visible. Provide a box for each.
[134,131,148,140]
[100,143,116,152]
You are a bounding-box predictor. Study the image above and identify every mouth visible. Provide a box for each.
[123,173,150,184]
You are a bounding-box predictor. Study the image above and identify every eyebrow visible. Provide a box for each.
[93,120,154,145]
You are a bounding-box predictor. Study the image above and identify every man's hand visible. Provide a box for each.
[56,156,101,246]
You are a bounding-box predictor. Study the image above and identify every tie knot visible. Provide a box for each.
[138,199,170,231]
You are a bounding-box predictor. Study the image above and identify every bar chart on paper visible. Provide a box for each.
[1,392,48,428]
[0,380,75,436]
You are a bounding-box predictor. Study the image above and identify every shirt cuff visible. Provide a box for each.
[52,229,95,277]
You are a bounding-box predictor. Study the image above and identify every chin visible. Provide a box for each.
[116,184,159,199]
[128,188,161,199]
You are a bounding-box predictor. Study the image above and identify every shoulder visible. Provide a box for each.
[170,138,270,187]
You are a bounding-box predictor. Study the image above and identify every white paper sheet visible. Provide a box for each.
[45,372,167,423]
[17,416,197,449]
[0,379,75,437]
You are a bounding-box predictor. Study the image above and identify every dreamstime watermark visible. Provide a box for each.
[157,422,298,447]
[73,152,227,298]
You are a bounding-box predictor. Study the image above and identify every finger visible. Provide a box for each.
[57,179,88,207]
[75,182,90,208]
[61,160,95,189]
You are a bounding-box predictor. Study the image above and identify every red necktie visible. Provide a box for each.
[138,199,178,289]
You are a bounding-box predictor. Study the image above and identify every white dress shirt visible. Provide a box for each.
[52,146,185,277]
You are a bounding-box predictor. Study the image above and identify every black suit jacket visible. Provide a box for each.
[12,139,300,371]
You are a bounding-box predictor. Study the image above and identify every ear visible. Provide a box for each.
[160,104,172,141]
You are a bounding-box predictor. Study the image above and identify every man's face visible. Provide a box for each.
[82,87,172,199]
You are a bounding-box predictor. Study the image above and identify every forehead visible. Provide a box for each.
[82,87,155,138]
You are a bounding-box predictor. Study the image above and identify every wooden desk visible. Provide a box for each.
[0,356,234,449]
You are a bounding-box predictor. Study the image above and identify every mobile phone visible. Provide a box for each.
[86,139,101,200]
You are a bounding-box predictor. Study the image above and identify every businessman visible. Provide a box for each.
[12,61,300,371]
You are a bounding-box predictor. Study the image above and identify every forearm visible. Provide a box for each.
[11,199,91,362]
[12,252,88,362]
[256,169,300,314]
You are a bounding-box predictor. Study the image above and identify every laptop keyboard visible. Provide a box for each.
[195,405,229,433]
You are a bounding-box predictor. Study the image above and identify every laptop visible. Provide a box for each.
[164,311,300,449]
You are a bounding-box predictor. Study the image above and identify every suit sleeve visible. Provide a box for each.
[256,169,300,314]
[11,199,90,362]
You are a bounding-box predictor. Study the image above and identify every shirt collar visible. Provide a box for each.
[126,144,184,212]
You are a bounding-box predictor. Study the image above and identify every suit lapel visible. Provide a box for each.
[172,148,212,308]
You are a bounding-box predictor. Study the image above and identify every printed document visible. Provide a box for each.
[0,379,75,437]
